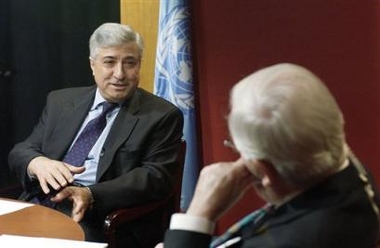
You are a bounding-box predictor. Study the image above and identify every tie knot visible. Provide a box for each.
[102,102,118,115]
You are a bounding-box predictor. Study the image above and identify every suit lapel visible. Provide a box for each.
[49,88,95,159]
[96,89,141,180]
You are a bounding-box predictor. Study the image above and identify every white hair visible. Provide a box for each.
[228,63,346,186]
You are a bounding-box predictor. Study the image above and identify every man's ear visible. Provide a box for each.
[89,57,95,75]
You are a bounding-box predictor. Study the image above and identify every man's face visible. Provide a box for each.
[90,42,141,103]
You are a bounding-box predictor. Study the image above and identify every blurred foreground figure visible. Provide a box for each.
[158,63,379,248]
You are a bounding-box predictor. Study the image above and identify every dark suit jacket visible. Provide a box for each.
[164,163,380,248]
[8,86,184,245]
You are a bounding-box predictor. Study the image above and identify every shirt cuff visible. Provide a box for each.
[169,213,215,235]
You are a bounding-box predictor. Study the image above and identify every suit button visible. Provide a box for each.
[100,148,105,157]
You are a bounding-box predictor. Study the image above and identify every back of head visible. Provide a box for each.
[89,22,144,59]
[228,63,346,186]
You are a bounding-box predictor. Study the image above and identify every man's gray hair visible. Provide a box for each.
[228,63,346,186]
[89,23,144,59]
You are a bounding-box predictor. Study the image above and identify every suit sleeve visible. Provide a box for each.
[8,92,54,190]
[8,87,93,194]
[164,229,212,248]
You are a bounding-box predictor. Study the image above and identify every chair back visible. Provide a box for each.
[104,139,186,248]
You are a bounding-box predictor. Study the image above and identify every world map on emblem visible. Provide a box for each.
[155,6,194,113]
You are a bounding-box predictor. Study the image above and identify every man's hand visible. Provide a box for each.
[51,186,92,222]
[27,156,85,194]
[187,158,256,221]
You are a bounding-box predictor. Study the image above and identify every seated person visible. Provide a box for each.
[158,63,379,248]
[8,23,184,247]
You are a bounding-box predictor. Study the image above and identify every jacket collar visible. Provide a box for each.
[264,162,364,228]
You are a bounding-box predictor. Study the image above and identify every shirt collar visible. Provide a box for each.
[91,88,107,110]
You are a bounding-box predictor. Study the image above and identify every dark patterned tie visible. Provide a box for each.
[210,204,274,248]
[63,101,117,166]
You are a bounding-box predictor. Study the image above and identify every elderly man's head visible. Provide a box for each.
[228,63,346,188]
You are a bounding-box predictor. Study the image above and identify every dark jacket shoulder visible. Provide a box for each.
[134,88,180,111]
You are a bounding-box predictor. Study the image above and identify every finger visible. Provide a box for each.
[52,169,73,187]
[63,163,86,174]
[236,166,259,188]
[58,163,75,184]
[71,197,86,222]
[72,201,83,216]
[50,189,66,202]
[72,208,85,222]
[45,175,63,191]
[39,179,51,194]
[233,158,251,173]
[38,172,61,193]
[51,186,74,202]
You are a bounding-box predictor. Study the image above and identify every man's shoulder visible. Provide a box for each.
[136,88,180,110]
[44,86,96,109]
[48,85,95,98]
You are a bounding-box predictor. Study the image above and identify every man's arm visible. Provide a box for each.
[8,91,64,191]
[161,159,257,248]
[8,87,93,195]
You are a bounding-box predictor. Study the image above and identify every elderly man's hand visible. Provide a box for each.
[187,158,257,221]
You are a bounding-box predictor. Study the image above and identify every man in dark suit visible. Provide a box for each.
[157,63,379,248]
[8,23,184,247]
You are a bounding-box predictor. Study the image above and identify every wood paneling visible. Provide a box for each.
[120,0,159,92]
